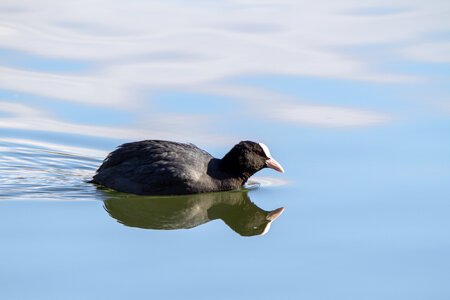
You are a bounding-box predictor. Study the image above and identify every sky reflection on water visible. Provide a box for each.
[0,0,449,299]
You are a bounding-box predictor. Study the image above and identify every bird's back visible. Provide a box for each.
[91,140,213,195]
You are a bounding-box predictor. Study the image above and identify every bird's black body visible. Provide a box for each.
[91,140,283,196]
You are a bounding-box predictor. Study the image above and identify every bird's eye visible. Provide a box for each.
[255,151,260,156]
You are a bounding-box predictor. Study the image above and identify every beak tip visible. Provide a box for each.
[265,158,285,173]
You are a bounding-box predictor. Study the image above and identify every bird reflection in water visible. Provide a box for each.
[101,189,284,236]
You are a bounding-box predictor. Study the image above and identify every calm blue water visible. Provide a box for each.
[1,1,450,299]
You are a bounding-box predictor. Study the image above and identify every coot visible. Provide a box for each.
[91,140,284,195]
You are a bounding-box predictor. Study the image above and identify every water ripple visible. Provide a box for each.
[0,138,101,201]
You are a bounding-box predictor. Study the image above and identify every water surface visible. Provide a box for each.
[1,1,450,299]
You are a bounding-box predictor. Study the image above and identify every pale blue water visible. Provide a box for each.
[1,1,450,299]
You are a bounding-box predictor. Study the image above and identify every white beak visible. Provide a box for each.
[265,158,285,173]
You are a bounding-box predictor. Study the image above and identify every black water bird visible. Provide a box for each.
[91,140,284,195]
[102,190,284,236]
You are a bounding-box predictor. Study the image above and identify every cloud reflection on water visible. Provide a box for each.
[0,0,448,144]
[0,100,234,145]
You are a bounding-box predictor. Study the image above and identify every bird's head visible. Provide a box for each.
[222,141,284,178]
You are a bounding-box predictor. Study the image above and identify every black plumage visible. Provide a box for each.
[90,140,284,195]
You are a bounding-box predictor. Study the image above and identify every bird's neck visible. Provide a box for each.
[219,157,253,185]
